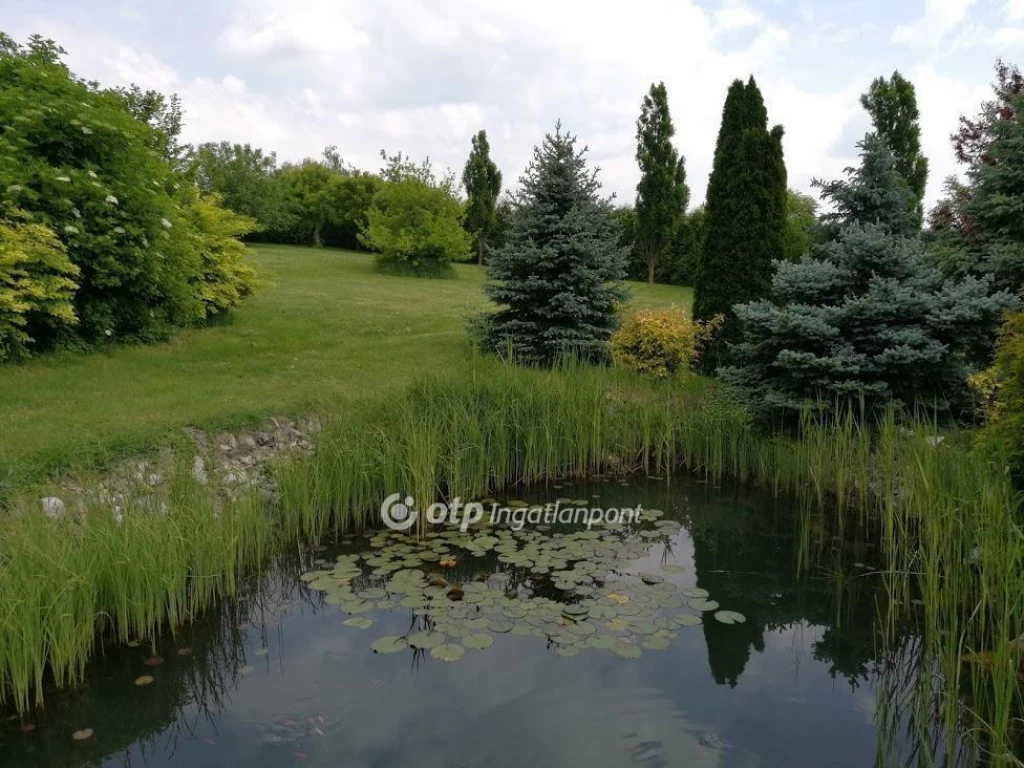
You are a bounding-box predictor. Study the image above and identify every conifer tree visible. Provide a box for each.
[461,130,503,265]
[481,123,627,364]
[693,77,787,368]
[860,71,928,224]
[635,82,688,284]
[721,135,1016,416]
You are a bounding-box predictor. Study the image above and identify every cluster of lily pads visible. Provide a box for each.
[300,505,746,663]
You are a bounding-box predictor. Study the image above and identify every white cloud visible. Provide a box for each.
[1004,0,1024,22]
[220,1,370,58]
[713,0,763,33]
[892,0,976,48]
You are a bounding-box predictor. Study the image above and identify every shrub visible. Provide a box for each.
[358,178,470,277]
[609,307,720,377]
[176,190,258,317]
[0,213,79,360]
[974,307,1024,481]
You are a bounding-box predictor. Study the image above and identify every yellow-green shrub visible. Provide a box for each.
[177,190,259,317]
[973,306,1024,481]
[609,307,720,377]
[0,213,79,360]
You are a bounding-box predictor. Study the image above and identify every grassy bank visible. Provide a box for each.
[0,244,693,485]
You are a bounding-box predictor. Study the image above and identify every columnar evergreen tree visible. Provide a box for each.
[860,72,928,224]
[720,135,1016,416]
[635,82,689,284]
[693,77,787,367]
[480,122,628,364]
[462,130,503,265]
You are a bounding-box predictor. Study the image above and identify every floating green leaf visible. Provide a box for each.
[407,630,446,649]
[344,617,373,629]
[463,633,494,650]
[714,610,747,625]
[371,636,408,654]
[688,598,720,612]
[430,643,465,662]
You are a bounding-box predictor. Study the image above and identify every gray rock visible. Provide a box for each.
[191,456,208,485]
[40,496,66,520]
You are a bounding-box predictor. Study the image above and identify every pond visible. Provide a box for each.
[1,475,930,767]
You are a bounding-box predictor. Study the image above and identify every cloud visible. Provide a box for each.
[892,0,976,48]
[219,1,370,59]
[1004,0,1024,22]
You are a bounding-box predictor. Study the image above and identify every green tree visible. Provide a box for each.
[480,122,628,364]
[693,77,787,366]
[930,63,1024,295]
[634,82,689,284]
[113,84,184,164]
[462,130,503,265]
[721,135,1016,416]
[185,142,287,233]
[276,161,337,247]
[358,178,470,277]
[860,72,928,224]
[781,190,818,262]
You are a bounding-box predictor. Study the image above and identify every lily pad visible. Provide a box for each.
[253,648,269,657]
[134,675,154,686]
[614,643,643,660]
[408,630,446,649]
[688,598,720,612]
[463,633,494,650]
[239,665,255,675]
[344,617,374,629]
[638,573,664,585]
[642,635,671,650]
[430,643,465,662]
[72,728,94,741]
[674,613,702,627]
[682,587,710,598]
[143,655,164,666]
[714,610,747,625]
[488,617,515,633]
[371,636,408,654]
[555,645,581,658]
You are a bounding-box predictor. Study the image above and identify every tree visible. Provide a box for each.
[461,130,503,265]
[693,77,787,367]
[720,135,1016,417]
[113,84,184,164]
[929,62,1024,295]
[358,178,470,276]
[860,72,928,224]
[634,82,689,284]
[276,161,336,247]
[781,190,818,263]
[185,142,287,233]
[480,122,628,364]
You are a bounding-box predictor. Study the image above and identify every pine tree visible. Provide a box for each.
[720,135,1016,416]
[461,130,503,265]
[635,82,689,285]
[693,77,787,368]
[860,71,928,224]
[481,122,628,365]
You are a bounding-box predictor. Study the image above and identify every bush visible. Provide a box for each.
[974,307,1024,482]
[0,213,79,360]
[176,190,258,317]
[609,307,720,377]
[358,178,470,277]
[0,33,258,355]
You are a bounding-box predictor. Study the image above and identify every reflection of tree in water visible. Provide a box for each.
[681,481,891,690]
[0,550,324,768]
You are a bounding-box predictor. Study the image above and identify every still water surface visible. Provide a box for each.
[1,475,913,767]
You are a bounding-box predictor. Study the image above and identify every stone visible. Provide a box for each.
[40,497,66,520]
[191,456,208,485]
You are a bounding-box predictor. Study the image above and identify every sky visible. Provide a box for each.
[5,0,1023,209]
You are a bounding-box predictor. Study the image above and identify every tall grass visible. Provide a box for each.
[0,460,271,713]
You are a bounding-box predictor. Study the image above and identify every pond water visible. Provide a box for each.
[1,475,924,767]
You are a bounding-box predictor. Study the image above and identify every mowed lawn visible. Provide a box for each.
[0,244,693,478]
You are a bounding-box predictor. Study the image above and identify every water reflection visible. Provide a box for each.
[1,474,933,767]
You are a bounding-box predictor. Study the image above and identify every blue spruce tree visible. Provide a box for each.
[720,134,1016,415]
[480,123,628,364]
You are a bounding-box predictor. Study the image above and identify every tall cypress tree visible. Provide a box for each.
[481,122,627,365]
[693,77,787,367]
[860,72,928,225]
[635,82,689,284]
[461,130,503,265]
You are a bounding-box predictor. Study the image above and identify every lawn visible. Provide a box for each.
[0,244,692,481]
